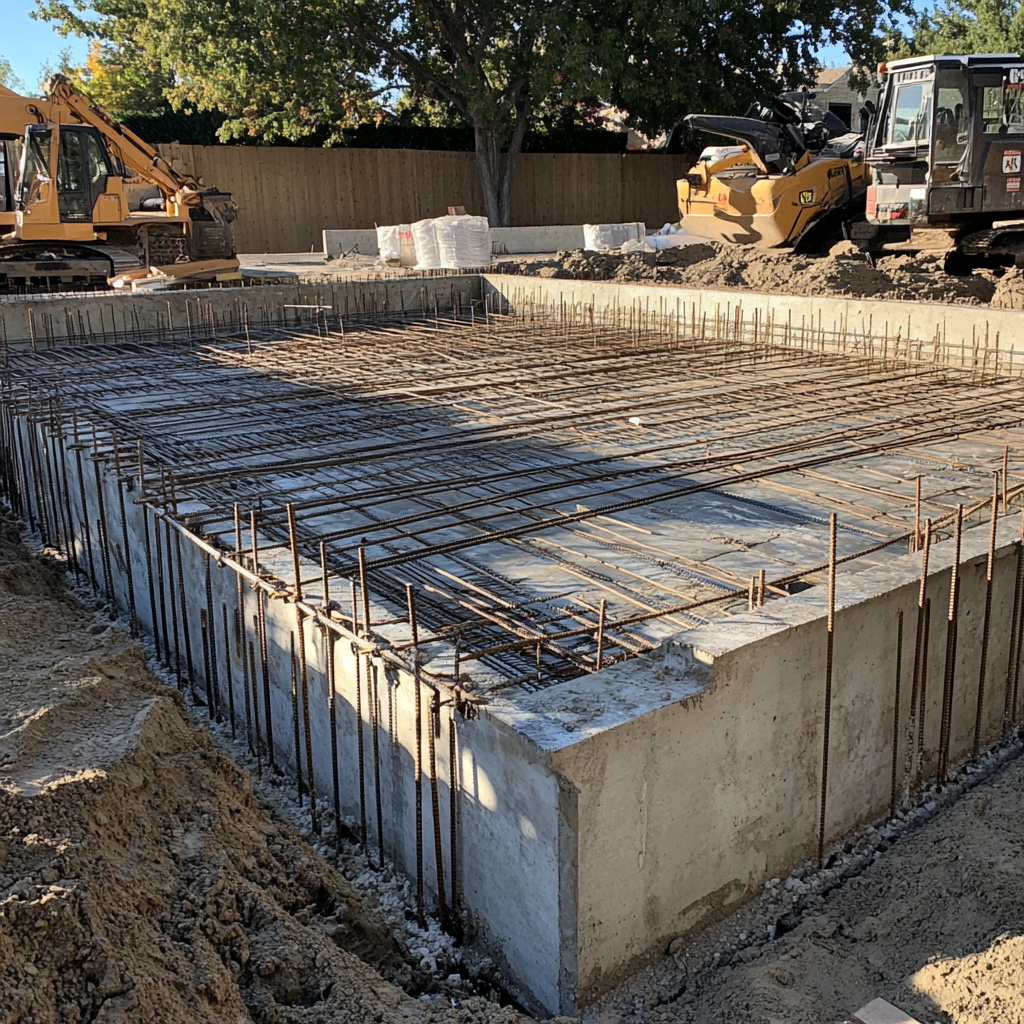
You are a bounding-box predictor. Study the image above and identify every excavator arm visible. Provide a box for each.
[44,75,205,207]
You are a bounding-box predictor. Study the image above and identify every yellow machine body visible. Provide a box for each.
[677,147,869,248]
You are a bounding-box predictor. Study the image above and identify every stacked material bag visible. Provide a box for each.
[412,215,492,270]
[376,224,416,266]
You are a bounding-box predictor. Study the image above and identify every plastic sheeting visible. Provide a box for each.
[412,215,492,270]
[412,219,443,270]
[583,222,645,252]
[620,223,703,253]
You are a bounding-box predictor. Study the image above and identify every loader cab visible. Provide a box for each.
[15,122,120,238]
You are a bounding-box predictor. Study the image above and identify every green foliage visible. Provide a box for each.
[589,0,911,135]
[887,0,1024,57]
[0,55,27,92]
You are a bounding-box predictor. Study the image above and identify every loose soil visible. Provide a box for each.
[0,512,525,1024]
[495,244,1024,307]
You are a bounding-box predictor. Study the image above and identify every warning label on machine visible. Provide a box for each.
[1007,176,1021,192]
[1003,150,1022,174]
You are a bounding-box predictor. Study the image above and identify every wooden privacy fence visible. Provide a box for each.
[156,144,685,253]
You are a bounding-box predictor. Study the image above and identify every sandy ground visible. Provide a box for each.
[3,502,1024,1024]
[0,511,526,1024]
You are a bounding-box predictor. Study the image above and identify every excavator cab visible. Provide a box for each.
[862,54,1024,261]
[16,123,122,238]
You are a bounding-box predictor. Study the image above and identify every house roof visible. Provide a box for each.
[816,66,851,88]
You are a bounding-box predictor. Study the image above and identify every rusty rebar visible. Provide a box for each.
[973,478,999,756]
[818,512,837,869]
[938,505,964,781]
[890,609,904,818]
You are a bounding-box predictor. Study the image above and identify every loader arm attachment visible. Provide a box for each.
[684,114,804,174]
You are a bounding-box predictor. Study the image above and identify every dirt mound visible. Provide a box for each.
[990,267,1024,309]
[499,245,1001,305]
[0,515,525,1024]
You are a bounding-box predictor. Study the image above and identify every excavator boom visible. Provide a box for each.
[44,75,202,204]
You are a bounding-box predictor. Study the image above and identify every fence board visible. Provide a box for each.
[157,144,684,252]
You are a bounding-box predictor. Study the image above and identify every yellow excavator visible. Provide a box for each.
[676,92,870,249]
[0,76,238,293]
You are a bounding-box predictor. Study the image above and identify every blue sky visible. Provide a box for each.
[3,0,90,91]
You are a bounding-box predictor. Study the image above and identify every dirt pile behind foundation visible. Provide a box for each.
[0,513,524,1024]
[499,244,1002,305]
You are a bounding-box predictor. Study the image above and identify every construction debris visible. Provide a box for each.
[109,258,243,292]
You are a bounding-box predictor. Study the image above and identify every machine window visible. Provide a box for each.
[82,132,109,186]
[981,85,1024,133]
[934,76,968,162]
[889,83,932,144]
[57,131,84,193]
[18,127,52,208]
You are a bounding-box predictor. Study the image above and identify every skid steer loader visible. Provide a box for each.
[676,91,870,249]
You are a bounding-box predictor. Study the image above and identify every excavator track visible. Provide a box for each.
[958,225,1024,264]
[0,242,144,295]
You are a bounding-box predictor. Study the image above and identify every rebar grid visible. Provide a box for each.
[4,297,1024,693]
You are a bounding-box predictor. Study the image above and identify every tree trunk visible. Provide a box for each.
[472,103,530,227]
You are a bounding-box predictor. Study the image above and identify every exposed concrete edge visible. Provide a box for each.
[483,273,1024,372]
[488,514,1017,755]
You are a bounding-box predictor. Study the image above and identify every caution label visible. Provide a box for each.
[1008,176,1021,192]
[1003,150,1022,174]
[799,190,815,205]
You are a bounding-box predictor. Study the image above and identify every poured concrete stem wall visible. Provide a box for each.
[485,274,1024,375]
[0,276,482,349]
[548,519,1024,1004]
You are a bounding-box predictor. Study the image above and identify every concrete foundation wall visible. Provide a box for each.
[548,520,1023,1004]
[0,276,482,349]
[7,282,1024,1015]
[485,274,1024,374]
[1,412,569,1015]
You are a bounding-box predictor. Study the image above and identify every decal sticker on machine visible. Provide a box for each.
[1007,176,1021,192]
[1003,151,1022,174]
[1009,68,1024,86]
[799,190,815,205]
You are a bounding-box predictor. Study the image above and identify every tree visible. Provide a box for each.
[37,0,910,226]
[0,55,27,93]
[887,0,1024,57]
